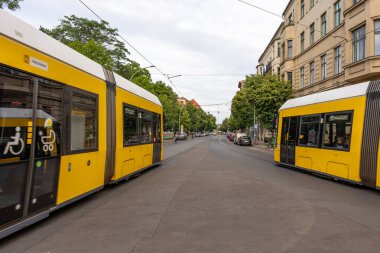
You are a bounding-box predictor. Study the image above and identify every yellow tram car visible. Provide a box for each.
[0,10,163,238]
[275,82,380,189]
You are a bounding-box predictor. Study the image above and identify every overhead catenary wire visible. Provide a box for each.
[78,0,183,97]
[236,0,336,37]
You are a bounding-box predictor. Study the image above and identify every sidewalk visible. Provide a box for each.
[250,141,275,151]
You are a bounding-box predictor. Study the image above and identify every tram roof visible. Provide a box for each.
[280,82,370,110]
[0,10,161,107]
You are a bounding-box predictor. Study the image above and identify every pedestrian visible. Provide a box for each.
[174,132,178,144]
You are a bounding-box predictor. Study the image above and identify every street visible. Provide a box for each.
[1,136,380,252]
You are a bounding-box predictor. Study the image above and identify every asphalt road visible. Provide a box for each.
[1,136,380,252]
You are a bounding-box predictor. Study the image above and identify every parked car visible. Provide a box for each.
[229,133,235,141]
[234,133,247,144]
[164,132,174,140]
[177,133,187,140]
[237,136,252,146]
[212,132,217,136]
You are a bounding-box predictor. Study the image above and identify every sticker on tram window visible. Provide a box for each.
[3,127,25,155]
[39,118,56,152]
[124,107,136,115]
[327,114,350,122]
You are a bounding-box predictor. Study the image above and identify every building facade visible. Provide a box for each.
[257,0,380,97]
[256,23,284,76]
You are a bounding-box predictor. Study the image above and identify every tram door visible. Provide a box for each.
[0,66,62,228]
[152,114,162,163]
[280,117,298,165]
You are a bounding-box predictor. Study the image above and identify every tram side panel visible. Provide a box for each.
[56,76,107,205]
[276,96,366,183]
[0,34,107,228]
[113,86,162,182]
[1,34,108,205]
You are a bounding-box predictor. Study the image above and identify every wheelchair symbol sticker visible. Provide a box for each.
[39,129,56,152]
[3,127,25,155]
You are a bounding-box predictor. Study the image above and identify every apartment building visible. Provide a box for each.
[257,0,380,97]
[256,23,284,76]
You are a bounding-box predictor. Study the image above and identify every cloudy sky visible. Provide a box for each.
[7,0,288,123]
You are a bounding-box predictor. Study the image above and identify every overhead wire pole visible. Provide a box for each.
[78,0,184,97]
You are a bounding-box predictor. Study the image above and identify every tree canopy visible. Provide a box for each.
[229,74,293,133]
[0,0,22,10]
[40,15,129,72]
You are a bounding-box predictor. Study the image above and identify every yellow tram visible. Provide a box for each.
[274,82,380,189]
[0,10,163,238]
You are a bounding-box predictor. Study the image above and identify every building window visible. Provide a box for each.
[288,13,293,25]
[301,32,305,52]
[321,54,326,80]
[310,23,315,45]
[334,46,342,74]
[375,20,380,55]
[287,40,293,58]
[323,112,352,150]
[301,0,305,18]
[300,67,305,87]
[299,115,321,147]
[282,43,285,60]
[71,92,97,151]
[310,0,314,9]
[352,25,366,62]
[123,105,139,146]
[321,13,327,37]
[334,1,341,27]
[277,42,281,57]
[277,67,281,76]
[310,61,315,84]
[287,72,293,84]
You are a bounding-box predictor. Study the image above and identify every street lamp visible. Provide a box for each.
[130,65,155,80]
[166,74,182,79]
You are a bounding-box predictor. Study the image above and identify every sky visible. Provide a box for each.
[7,0,288,123]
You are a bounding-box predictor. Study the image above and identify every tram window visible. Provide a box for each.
[323,112,352,150]
[123,105,139,146]
[140,111,152,143]
[299,115,320,147]
[35,80,63,158]
[70,92,97,151]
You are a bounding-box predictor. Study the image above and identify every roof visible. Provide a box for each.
[258,22,284,63]
[191,99,200,107]
[114,73,161,106]
[0,10,161,107]
[280,82,370,110]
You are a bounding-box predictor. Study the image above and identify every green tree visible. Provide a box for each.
[219,118,229,132]
[69,39,115,70]
[180,109,191,132]
[231,89,256,129]
[244,74,293,131]
[40,15,129,71]
[0,0,22,10]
